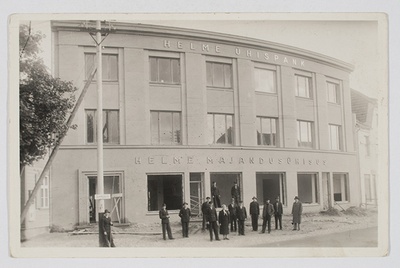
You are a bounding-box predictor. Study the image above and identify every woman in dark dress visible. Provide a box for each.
[219,204,230,240]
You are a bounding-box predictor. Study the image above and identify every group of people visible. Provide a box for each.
[159,194,303,242]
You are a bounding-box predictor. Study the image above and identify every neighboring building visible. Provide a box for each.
[49,21,359,229]
[351,89,378,207]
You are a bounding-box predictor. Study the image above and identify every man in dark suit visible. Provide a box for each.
[159,203,174,240]
[261,199,275,234]
[274,196,283,230]
[201,197,211,231]
[231,181,240,205]
[236,200,247,235]
[207,202,220,241]
[101,209,115,247]
[228,198,238,232]
[179,202,191,238]
[211,182,221,208]
[249,196,260,231]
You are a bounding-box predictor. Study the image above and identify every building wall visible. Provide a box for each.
[50,22,358,228]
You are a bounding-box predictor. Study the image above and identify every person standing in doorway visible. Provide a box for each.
[159,203,174,240]
[102,209,115,247]
[261,199,274,234]
[207,202,220,241]
[211,182,221,208]
[249,196,260,231]
[236,200,247,235]
[179,202,191,238]
[231,181,240,205]
[228,198,238,232]
[219,204,230,240]
[201,197,211,231]
[291,196,303,231]
[274,196,283,230]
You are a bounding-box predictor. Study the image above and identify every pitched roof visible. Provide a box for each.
[351,89,377,126]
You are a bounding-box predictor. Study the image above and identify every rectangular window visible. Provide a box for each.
[329,124,342,150]
[365,135,370,156]
[85,53,118,81]
[333,173,349,202]
[297,120,314,148]
[327,82,340,104]
[206,62,232,88]
[256,117,277,146]
[297,173,319,204]
[207,113,234,145]
[86,110,120,144]
[295,75,312,99]
[254,68,276,93]
[40,176,49,209]
[148,174,183,211]
[149,57,180,84]
[150,111,181,145]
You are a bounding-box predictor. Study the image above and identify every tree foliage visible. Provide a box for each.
[20,23,77,168]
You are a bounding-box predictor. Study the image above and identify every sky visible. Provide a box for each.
[27,14,382,99]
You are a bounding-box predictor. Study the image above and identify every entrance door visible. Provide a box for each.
[210,173,242,207]
[147,174,183,211]
[189,173,204,215]
[256,173,286,205]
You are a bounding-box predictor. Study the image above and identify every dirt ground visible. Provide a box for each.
[21,207,378,248]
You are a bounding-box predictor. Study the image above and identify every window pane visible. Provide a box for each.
[224,64,232,88]
[171,59,180,83]
[330,125,340,150]
[256,117,262,145]
[101,55,109,80]
[298,121,313,148]
[297,76,311,98]
[108,55,118,80]
[107,111,119,144]
[297,174,317,203]
[149,57,158,82]
[85,54,95,79]
[150,112,159,144]
[214,114,226,144]
[226,115,233,144]
[255,69,275,93]
[159,112,173,144]
[86,110,95,143]
[207,114,214,144]
[206,62,213,86]
[262,118,271,145]
[172,112,181,144]
[102,111,108,142]
[158,58,172,83]
[212,63,224,87]
[271,119,277,145]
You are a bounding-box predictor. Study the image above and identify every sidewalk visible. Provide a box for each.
[21,207,378,248]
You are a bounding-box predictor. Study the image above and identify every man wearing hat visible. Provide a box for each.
[228,198,238,232]
[236,200,247,235]
[274,196,284,230]
[249,196,260,231]
[179,202,191,238]
[101,209,115,247]
[201,197,211,231]
[231,181,241,205]
[159,203,174,240]
[207,201,220,241]
[291,196,303,231]
[261,199,275,234]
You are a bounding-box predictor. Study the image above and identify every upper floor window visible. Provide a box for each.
[206,62,232,88]
[149,57,180,84]
[85,53,118,81]
[327,82,340,104]
[329,124,342,151]
[150,111,181,145]
[295,75,312,99]
[39,176,49,209]
[297,120,314,148]
[254,68,276,93]
[256,117,277,146]
[86,109,119,144]
[207,113,234,145]
[364,135,370,156]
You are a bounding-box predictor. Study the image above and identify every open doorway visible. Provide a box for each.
[210,173,242,207]
[189,173,204,215]
[256,173,286,205]
[147,174,183,211]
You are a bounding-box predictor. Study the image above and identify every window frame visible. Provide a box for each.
[297,120,314,149]
[85,109,120,145]
[149,56,181,85]
[206,61,233,89]
[329,124,342,151]
[147,173,184,212]
[85,53,119,82]
[295,74,313,99]
[150,111,182,145]
[207,113,234,145]
[326,81,341,104]
[254,67,277,94]
[297,173,319,204]
[256,116,278,147]
[333,173,349,203]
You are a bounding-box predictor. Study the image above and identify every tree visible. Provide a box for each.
[19,23,77,170]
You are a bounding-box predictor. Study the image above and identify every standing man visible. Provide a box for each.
[291,196,303,231]
[179,202,191,238]
[207,202,220,241]
[228,198,238,232]
[201,197,211,231]
[236,200,247,236]
[211,182,221,208]
[159,203,174,240]
[261,199,274,234]
[231,181,240,205]
[102,209,115,247]
[249,196,260,231]
[274,196,283,230]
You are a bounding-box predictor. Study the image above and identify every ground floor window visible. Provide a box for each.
[256,173,286,204]
[333,173,349,202]
[147,174,183,211]
[297,173,319,204]
[210,173,241,206]
[189,173,204,215]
